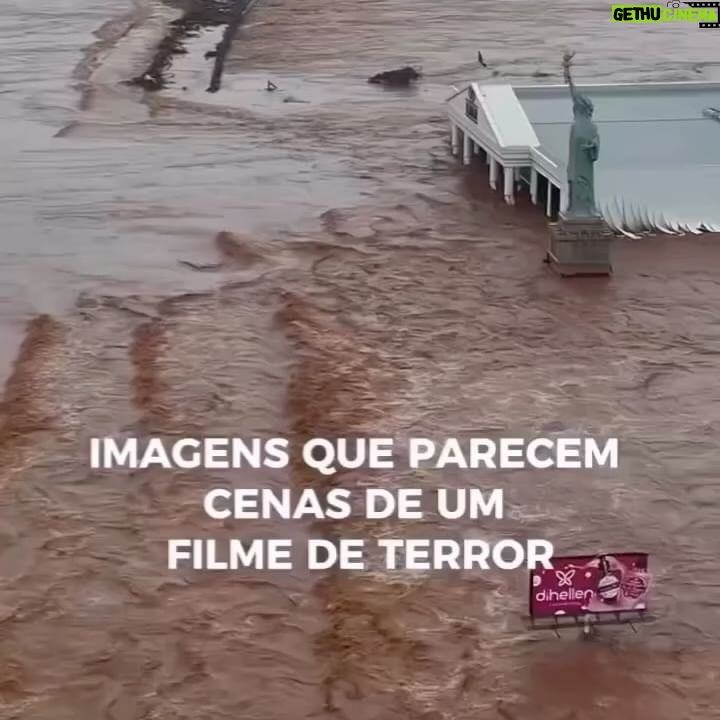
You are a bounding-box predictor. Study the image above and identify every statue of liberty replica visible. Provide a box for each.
[546,50,613,276]
[563,50,600,218]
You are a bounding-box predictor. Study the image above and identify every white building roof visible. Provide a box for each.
[476,84,539,148]
[447,80,720,234]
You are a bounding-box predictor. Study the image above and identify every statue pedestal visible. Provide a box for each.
[546,214,613,277]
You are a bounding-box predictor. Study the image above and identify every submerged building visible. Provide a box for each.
[446,80,720,236]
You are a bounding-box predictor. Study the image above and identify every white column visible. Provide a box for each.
[530,167,538,205]
[560,186,568,214]
[546,181,554,217]
[473,141,479,155]
[451,123,459,156]
[489,157,498,189]
[504,165,515,205]
[463,133,472,165]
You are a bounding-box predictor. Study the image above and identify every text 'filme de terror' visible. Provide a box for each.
[89,437,618,571]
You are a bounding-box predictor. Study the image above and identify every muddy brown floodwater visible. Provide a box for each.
[1,0,720,718]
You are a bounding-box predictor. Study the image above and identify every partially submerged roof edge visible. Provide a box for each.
[445,83,471,102]
[512,80,720,92]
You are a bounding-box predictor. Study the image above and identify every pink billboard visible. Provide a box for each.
[529,553,651,619]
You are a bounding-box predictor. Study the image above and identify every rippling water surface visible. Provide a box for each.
[1,0,720,717]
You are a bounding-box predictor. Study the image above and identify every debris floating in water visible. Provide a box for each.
[367,66,422,87]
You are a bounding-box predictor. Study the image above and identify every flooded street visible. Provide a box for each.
[1,0,720,717]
